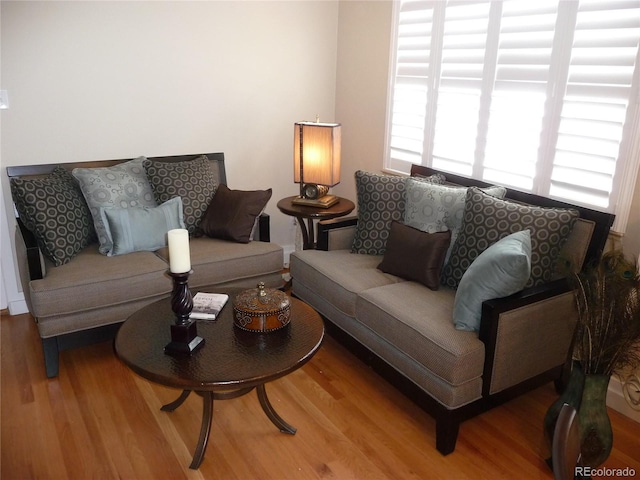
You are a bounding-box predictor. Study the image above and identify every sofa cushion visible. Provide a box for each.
[377,221,451,290]
[453,230,532,332]
[199,184,272,243]
[29,247,171,319]
[143,155,218,236]
[351,171,444,255]
[155,237,283,289]
[291,249,405,317]
[355,282,485,386]
[442,187,579,288]
[404,179,507,262]
[72,157,157,256]
[10,166,97,266]
[100,196,185,256]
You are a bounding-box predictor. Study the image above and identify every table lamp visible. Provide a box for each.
[293,120,341,208]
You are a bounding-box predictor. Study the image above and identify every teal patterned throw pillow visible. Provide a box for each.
[73,157,157,256]
[404,179,507,263]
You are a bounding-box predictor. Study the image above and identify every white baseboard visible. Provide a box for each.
[8,296,28,315]
[607,376,640,423]
[282,244,296,268]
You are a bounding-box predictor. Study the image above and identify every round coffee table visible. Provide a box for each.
[115,288,324,469]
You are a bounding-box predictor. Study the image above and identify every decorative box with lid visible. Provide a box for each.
[233,283,291,332]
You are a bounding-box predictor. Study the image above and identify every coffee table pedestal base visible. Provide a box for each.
[161,384,296,469]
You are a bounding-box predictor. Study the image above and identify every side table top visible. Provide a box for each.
[277,196,355,219]
[115,289,324,391]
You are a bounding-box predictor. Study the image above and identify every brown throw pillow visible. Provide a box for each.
[200,184,272,243]
[377,221,452,290]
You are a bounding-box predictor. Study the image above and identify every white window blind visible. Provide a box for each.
[386,0,640,232]
[432,1,490,176]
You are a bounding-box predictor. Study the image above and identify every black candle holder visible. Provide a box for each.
[164,270,205,355]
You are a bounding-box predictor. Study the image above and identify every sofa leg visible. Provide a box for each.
[41,337,60,378]
[436,417,459,455]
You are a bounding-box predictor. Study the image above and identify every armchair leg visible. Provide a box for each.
[42,337,60,378]
[436,417,459,455]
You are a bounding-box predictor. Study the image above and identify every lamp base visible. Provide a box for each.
[292,194,339,208]
[164,321,205,355]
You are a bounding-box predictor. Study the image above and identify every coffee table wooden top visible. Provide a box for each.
[115,288,324,391]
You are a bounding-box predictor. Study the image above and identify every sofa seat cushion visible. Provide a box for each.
[30,245,171,318]
[355,282,485,386]
[155,237,283,288]
[290,249,406,317]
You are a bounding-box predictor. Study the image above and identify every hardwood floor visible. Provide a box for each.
[2,310,638,479]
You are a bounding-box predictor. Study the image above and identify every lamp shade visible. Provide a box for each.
[294,122,341,187]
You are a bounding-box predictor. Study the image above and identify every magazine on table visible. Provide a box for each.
[190,292,229,320]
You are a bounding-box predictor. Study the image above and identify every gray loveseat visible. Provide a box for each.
[290,164,614,454]
[8,153,284,378]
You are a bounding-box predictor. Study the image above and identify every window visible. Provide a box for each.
[386,0,640,232]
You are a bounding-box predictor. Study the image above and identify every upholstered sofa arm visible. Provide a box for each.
[317,216,358,251]
[479,279,577,396]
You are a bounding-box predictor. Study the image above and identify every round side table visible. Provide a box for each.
[277,196,355,249]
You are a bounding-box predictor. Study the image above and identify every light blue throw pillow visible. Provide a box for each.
[99,196,185,256]
[404,179,507,262]
[453,229,531,332]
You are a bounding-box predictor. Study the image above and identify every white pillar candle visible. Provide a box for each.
[167,229,191,273]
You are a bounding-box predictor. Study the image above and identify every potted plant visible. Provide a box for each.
[546,250,640,467]
[571,250,640,466]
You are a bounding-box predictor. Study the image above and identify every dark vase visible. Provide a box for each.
[544,361,585,449]
[578,374,613,468]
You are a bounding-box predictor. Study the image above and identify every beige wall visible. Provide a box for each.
[0,0,340,309]
[333,0,393,205]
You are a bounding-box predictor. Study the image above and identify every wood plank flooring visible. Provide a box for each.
[2,311,638,479]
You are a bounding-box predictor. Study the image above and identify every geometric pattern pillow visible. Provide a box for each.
[72,157,157,256]
[143,155,218,236]
[441,187,579,289]
[404,179,507,263]
[351,171,444,255]
[10,166,97,266]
